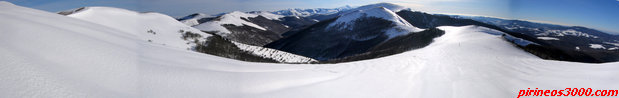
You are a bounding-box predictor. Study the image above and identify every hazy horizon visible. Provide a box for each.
[5,0,619,34]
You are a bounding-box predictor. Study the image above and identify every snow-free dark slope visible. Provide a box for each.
[324,28,445,63]
[396,10,619,63]
[265,7,426,61]
[277,16,320,37]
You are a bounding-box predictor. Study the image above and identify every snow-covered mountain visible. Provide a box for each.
[193,11,290,46]
[265,6,428,61]
[62,6,211,50]
[445,15,619,62]
[328,6,422,38]
[177,13,214,26]
[3,2,619,97]
[344,2,409,14]
[178,5,353,46]
[393,10,619,63]
[107,1,617,63]
[271,5,353,17]
[56,6,315,63]
[455,16,619,49]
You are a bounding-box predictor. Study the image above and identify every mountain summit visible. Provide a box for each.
[265,6,428,61]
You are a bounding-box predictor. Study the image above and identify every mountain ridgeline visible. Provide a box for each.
[396,10,619,63]
[174,3,617,63]
[265,6,440,62]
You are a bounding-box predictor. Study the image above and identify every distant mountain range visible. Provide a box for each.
[170,3,618,63]
[2,1,619,97]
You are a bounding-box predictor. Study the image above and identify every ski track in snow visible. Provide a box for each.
[1,1,619,98]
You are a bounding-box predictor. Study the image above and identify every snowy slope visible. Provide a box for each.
[192,11,291,46]
[138,25,619,98]
[231,41,317,63]
[0,2,139,97]
[329,7,423,38]
[2,1,619,98]
[65,7,211,50]
[194,11,268,35]
[64,6,313,63]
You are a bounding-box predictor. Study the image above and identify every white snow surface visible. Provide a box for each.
[2,2,619,98]
[194,11,267,36]
[329,7,423,38]
[589,44,606,49]
[65,6,211,50]
[536,37,560,40]
[231,41,317,63]
[0,2,139,97]
[604,42,619,47]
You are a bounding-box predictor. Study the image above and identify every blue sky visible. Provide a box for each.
[5,0,619,34]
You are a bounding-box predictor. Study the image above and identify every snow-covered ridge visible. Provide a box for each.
[1,2,140,97]
[231,41,317,63]
[194,11,268,35]
[352,2,408,12]
[178,13,213,26]
[328,7,423,38]
[271,5,352,17]
[177,13,211,21]
[63,6,313,63]
[248,11,285,20]
[64,6,211,50]
[3,2,619,97]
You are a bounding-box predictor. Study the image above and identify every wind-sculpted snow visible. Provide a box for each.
[1,1,619,98]
[0,2,139,97]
